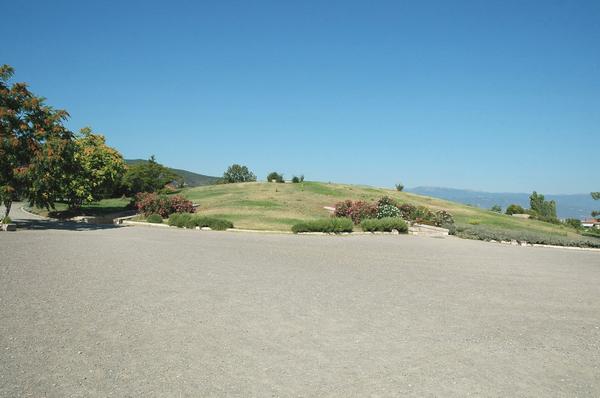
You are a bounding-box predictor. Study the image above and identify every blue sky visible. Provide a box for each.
[2,0,599,193]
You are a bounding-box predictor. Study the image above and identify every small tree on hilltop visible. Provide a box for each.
[395,183,404,192]
[222,164,256,183]
[490,205,502,213]
[505,204,525,215]
[267,171,284,183]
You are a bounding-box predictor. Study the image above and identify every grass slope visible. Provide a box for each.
[180,181,585,236]
[125,159,219,187]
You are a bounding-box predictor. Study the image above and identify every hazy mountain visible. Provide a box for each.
[125,159,220,187]
[407,186,597,219]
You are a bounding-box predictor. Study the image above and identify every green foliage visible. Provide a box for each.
[64,127,126,209]
[0,64,75,218]
[146,214,163,223]
[267,171,284,183]
[592,192,600,219]
[490,205,502,213]
[413,206,435,224]
[292,218,353,233]
[529,191,557,222]
[377,204,400,219]
[563,218,582,230]
[291,175,304,183]
[377,196,399,208]
[1,216,11,224]
[505,204,526,215]
[395,183,404,192]
[434,210,455,228]
[168,213,233,230]
[222,164,256,183]
[361,217,408,233]
[455,224,600,248]
[123,156,181,194]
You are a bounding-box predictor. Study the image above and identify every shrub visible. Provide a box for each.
[395,183,404,192]
[146,214,163,223]
[455,224,600,249]
[377,204,400,219]
[334,200,353,218]
[1,216,11,224]
[490,205,502,213]
[267,172,284,183]
[563,218,582,230]
[361,217,408,233]
[413,206,435,225]
[348,201,378,224]
[434,210,454,227]
[292,218,353,233]
[398,203,416,220]
[168,212,193,228]
[135,192,194,217]
[168,213,233,230]
[506,204,526,215]
[291,175,304,183]
[377,196,399,208]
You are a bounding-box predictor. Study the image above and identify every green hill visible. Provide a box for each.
[179,181,594,242]
[125,159,219,187]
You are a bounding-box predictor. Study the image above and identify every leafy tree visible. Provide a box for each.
[64,127,126,209]
[222,164,256,183]
[267,171,284,183]
[0,64,75,219]
[505,204,526,215]
[564,218,582,230]
[123,156,181,194]
[395,183,404,192]
[291,175,304,183]
[490,205,502,213]
[529,191,557,220]
[592,192,600,218]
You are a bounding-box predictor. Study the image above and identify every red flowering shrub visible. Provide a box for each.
[135,192,195,217]
[334,200,353,218]
[170,195,195,213]
[349,201,378,224]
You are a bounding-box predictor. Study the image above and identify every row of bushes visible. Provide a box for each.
[292,218,354,233]
[168,213,233,230]
[291,217,409,234]
[333,196,454,228]
[135,192,195,217]
[455,224,600,248]
[360,217,408,232]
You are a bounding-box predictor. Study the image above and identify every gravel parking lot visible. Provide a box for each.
[1,207,600,397]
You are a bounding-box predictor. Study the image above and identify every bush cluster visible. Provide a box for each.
[377,204,400,219]
[291,175,304,183]
[292,218,353,233]
[333,200,378,224]
[168,213,233,230]
[267,172,284,183]
[146,214,163,223]
[361,217,408,233]
[455,224,600,248]
[135,192,195,217]
[505,204,526,215]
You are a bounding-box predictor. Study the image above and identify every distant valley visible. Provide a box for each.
[407,186,596,219]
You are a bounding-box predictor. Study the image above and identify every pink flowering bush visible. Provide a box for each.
[135,192,195,217]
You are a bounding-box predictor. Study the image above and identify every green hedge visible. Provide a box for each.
[361,217,408,233]
[168,213,233,230]
[292,218,353,233]
[146,214,163,223]
[456,224,600,248]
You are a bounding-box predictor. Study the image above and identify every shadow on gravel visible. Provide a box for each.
[14,219,122,231]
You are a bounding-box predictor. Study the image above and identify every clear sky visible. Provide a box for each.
[2,0,599,193]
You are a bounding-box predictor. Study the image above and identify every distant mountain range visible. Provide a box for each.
[407,186,597,220]
[125,159,220,187]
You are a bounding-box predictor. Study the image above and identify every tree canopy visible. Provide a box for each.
[0,64,75,218]
[222,164,256,183]
[123,156,181,194]
[64,127,126,209]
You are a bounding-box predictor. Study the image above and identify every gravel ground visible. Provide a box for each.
[1,205,600,397]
